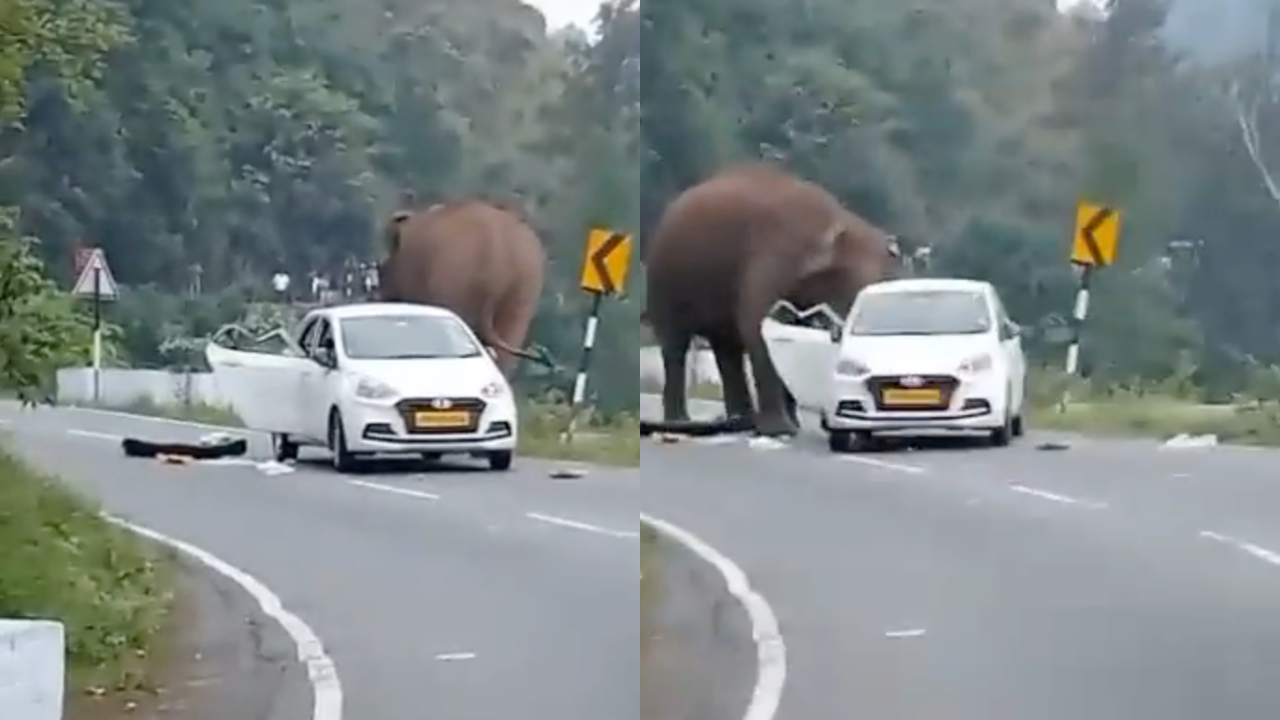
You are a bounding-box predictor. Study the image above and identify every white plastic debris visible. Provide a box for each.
[1161,433,1219,449]
[747,436,788,451]
[255,460,295,475]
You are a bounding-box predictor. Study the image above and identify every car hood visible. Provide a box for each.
[843,334,995,374]
[343,357,505,397]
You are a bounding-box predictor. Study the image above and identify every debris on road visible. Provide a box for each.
[1035,441,1071,451]
[549,465,588,479]
[1162,433,1219,449]
[121,435,248,461]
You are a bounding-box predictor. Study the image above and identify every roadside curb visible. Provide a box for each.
[641,513,786,720]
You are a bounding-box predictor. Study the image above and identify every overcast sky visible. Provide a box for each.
[524,0,598,31]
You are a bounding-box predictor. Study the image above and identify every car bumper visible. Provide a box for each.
[341,397,517,454]
[825,372,1009,432]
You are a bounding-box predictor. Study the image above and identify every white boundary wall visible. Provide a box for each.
[56,367,233,409]
[639,347,722,388]
[0,620,65,720]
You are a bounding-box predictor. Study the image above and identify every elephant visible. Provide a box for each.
[378,199,546,377]
[643,163,900,437]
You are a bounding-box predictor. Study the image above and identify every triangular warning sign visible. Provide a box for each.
[71,249,118,299]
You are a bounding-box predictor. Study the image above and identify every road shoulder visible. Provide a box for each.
[642,520,762,720]
[67,554,312,720]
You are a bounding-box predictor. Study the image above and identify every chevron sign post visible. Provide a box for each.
[563,227,633,444]
[1059,201,1122,411]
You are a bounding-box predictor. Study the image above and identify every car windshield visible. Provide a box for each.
[339,314,483,359]
[848,289,992,336]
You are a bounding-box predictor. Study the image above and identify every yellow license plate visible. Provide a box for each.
[881,388,942,406]
[413,410,471,428]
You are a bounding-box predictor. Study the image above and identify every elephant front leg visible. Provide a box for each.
[658,333,691,422]
[744,335,798,438]
[708,337,754,420]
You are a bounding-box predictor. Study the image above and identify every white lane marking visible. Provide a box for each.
[68,428,121,441]
[885,628,926,639]
[1009,484,1107,508]
[348,480,439,501]
[1200,531,1280,566]
[526,512,638,539]
[107,515,342,720]
[838,455,926,474]
[642,514,785,720]
[435,652,476,661]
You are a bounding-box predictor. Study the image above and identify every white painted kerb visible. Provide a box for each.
[0,619,64,720]
[642,514,786,720]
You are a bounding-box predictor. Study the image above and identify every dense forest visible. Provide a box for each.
[0,0,641,409]
[5,0,1280,408]
[643,0,1280,399]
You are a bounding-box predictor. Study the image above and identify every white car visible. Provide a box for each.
[763,278,1027,451]
[206,302,518,472]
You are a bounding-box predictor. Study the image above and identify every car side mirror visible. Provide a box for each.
[1000,323,1021,341]
[829,325,843,344]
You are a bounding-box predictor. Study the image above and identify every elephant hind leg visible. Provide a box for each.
[657,328,692,422]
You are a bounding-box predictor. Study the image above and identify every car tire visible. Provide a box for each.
[827,429,852,453]
[487,450,513,471]
[272,433,299,462]
[1011,413,1025,438]
[328,409,359,473]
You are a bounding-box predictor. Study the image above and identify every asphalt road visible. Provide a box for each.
[0,403,638,720]
[642,394,1280,720]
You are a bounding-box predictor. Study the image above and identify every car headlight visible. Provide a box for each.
[958,353,994,374]
[354,376,397,400]
[480,381,508,399]
[835,358,871,376]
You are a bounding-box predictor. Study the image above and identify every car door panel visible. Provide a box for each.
[761,317,840,413]
[205,342,310,435]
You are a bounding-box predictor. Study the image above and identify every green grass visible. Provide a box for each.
[0,447,175,692]
[103,396,640,467]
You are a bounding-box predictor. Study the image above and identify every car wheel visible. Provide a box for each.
[272,433,299,462]
[328,410,359,473]
[819,411,831,432]
[1011,414,1025,438]
[827,429,852,453]
[990,408,1013,448]
[487,450,513,471]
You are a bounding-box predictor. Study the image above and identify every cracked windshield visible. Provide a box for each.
[3,0,1280,718]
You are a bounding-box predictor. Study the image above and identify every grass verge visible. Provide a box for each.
[100,396,640,467]
[0,446,175,697]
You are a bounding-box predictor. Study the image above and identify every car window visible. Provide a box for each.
[313,319,333,354]
[338,314,482,360]
[297,317,319,350]
[849,289,993,336]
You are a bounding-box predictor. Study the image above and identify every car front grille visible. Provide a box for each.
[396,397,486,434]
[865,375,958,411]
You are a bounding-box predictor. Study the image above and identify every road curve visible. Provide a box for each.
[0,403,638,720]
[642,394,1280,720]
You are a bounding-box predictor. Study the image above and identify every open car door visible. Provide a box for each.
[205,337,312,436]
[761,302,844,413]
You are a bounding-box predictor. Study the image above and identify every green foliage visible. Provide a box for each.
[0,446,173,687]
[0,210,116,399]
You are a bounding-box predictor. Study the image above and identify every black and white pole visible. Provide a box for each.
[564,292,603,444]
[1059,264,1093,412]
[91,266,102,405]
